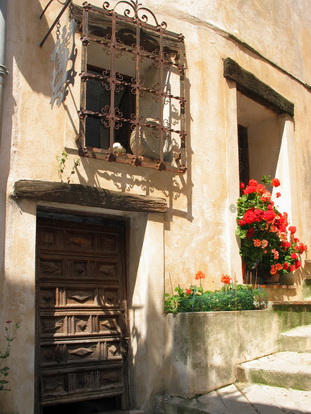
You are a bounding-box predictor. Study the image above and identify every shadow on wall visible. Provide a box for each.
[12,0,56,97]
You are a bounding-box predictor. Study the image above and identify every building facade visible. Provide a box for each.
[0,0,310,413]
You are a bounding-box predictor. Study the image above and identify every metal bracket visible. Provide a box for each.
[39,0,72,47]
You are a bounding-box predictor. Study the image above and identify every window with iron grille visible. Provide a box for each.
[74,1,186,173]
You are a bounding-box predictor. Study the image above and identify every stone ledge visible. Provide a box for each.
[273,301,311,305]
[272,301,311,310]
[258,284,296,289]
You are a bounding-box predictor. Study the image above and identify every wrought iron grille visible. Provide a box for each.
[76,1,187,173]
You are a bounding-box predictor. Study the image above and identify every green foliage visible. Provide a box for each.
[0,322,19,392]
[56,151,80,183]
[236,177,307,276]
[164,285,267,314]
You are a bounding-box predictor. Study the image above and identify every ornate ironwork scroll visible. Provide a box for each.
[50,19,77,108]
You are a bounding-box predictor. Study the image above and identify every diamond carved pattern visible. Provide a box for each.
[67,291,93,304]
[102,236,116,252]
[41,317,65,335]
[40,289,55,307]
[69,347,95,358]
[73,261,87,278]
[42,376,66,396]
[40,260,62,277]
[76,319,89,332]
[97,264,117,279]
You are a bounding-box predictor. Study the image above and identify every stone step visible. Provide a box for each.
[302,276,311,300]
[154,384,311,413]
[279,324,311,352]
[236,351,311,391]
[234,383,311,413]
[97,411,144,414]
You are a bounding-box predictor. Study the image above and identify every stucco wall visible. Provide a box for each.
[0,0,311,413]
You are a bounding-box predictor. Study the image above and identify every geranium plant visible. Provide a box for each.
[164,273,267,313]
[236,176,307,280]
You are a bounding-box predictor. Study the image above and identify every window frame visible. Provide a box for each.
[75,1,187,173]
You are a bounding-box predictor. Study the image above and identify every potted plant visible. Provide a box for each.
[236,176,307,284]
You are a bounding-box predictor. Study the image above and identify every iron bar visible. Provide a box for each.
[159,26,164,165]
[39,0,72,47]
[78,2,90,150]
[40,0,54,19]
[108,10,117,160]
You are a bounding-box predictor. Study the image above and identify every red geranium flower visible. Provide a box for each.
[263,210,276,222]
[195,271,205,280]
[281,241,291,249]
[243,186,257,194]
[288,226,296,234]
[256,184,265,194]
[221,274,231,284]
[276,192,281,198]
[272,178,280,187]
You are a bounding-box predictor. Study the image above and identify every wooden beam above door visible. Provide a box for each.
[13,180,167,213]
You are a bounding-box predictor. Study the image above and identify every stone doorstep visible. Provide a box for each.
[96,411,144,414]
[155,385,311,413]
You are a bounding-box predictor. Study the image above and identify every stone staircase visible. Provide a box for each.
[155,322,311,413]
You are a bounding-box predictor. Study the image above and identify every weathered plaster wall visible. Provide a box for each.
[0,0,310,413]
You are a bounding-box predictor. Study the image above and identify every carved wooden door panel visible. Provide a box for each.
[36,217,128,410]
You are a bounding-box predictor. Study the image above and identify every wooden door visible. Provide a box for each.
[36,216,128,411]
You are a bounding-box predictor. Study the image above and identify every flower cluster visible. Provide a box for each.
[236,177,307,276]
[195,271,206,280]
[221,274,232,284]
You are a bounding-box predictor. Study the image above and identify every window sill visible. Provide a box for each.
[79,146,187,174]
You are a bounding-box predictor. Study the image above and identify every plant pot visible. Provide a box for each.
[263,272,280,284]
[278,272,295,285]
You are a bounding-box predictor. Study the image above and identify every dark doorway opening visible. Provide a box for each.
[42,396,120,413]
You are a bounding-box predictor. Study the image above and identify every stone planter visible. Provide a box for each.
[163,310,280,398]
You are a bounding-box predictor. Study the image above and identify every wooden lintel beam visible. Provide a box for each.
[224,58,294,117]
[13,180,167,213]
